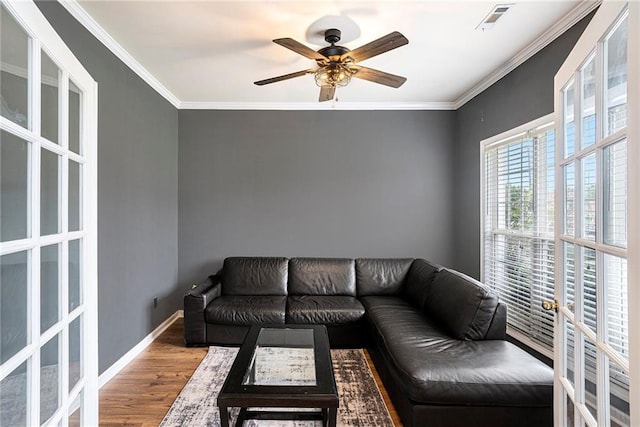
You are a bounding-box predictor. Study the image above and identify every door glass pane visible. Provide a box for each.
[566,393,576,427]
[581,57,596,149]
[582,154,596,240]
[565,162,575,236]
[604,140,627,247]
[41,148,60,236]
[1,130,29,241]
[1,251,29,363]
[0,5,29,128]
[583,247,597,334]
[605,254,628,359]
[69,239,82,312]
[68,80,81,154]
[41,244,59,333]
[41,51,59,144]
[69,315,82,391]
[564,81,575,157]
[0,361,27,425]
[40,334,60,424]
[565,318,575,385]
[565,242,575,312]
[584,339,598,420]
[68,391,82,427]
[605,16,628,135]
[68,160,81,232]
[610,360,630,427]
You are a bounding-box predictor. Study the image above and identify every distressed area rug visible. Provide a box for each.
[160,347,394,427]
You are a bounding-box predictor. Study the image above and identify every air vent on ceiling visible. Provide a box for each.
[477,3,514,31]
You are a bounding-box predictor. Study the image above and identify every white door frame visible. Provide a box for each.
[554,1,638,425]
[626,1,640,423]
[0,0,98,425]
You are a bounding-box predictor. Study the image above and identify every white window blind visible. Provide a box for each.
[482,119,555,355]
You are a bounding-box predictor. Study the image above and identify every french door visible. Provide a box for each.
[0,1,98,426]
[553,1,639,426]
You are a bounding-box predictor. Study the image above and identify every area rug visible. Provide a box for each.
[160,347,394,427]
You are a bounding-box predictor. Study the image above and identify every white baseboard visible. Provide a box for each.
[98,310,184,388]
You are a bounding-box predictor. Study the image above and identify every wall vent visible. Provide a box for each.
[477,4,514,31]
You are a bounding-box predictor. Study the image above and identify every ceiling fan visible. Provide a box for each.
[254,28,409,102]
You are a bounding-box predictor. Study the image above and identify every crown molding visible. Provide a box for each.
[178,101,456,110]
[59,0,599,112]
[453,0,601,109]
[58,0,181,108]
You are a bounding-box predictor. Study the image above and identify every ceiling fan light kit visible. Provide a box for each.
[254,27,409,102]
[314,63,352,87]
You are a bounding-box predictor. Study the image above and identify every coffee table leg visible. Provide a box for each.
[327,407,337,427]
[219,405,230,427]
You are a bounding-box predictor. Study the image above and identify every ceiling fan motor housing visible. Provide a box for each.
[318,44,350,59]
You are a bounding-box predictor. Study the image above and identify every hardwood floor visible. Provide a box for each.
[99,318,402,426]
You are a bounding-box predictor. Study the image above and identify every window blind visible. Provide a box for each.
[483,122,555,354]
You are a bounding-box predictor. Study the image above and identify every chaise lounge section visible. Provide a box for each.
[184,257,553,426]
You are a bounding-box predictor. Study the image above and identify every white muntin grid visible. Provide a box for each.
[0,1,98,426]
[554,2,637,426]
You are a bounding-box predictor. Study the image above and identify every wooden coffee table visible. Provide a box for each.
[217,324,338,427]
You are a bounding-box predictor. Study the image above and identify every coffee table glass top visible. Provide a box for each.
[218,325,337,427]
[242,328,316,386]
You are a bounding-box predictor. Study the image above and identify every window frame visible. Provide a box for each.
[480,113,555,359]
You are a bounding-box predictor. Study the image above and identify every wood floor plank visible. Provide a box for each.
[99,318,403,426]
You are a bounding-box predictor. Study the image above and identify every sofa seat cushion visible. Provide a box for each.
[205,296,286,325]
[361,296,553,407]
[287,296,365,325]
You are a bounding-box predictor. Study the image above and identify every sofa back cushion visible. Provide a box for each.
[289,258,356,296]
[423,268,499,340]
[404,258,441,308]
[356,258,414,296]
[222,257,289,296]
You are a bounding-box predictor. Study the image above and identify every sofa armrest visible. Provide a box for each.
[485,302,507,340]
[184,275,221,346]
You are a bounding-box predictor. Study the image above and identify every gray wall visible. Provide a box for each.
[453,12,594,279]
[29,1,595,374]
[178,110,455,286]
[36,2,179,374]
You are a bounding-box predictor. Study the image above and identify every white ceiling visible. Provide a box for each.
[69,0,597,109]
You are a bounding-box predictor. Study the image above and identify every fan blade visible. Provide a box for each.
[341,31,408,63]
[254,69,316,86]
[350,65,407,88]
[319,85,335,102]
[273,38,328,61]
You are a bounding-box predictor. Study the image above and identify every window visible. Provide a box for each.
[482,114,555,356]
